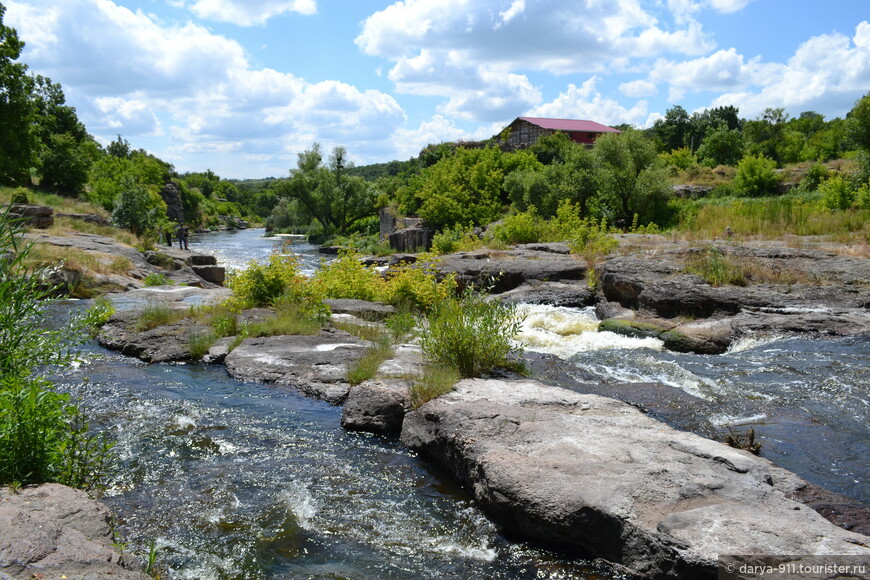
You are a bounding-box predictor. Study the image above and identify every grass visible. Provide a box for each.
[685,246,747,287]
[243,303,323,337]
[333,320,397,385]
[407,365,461,409]
[187,331,217,361]
[136,303,188,332]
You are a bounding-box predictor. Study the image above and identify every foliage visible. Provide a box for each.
[135,303,187,331]
[660,147,697,171]
[798,163,830,192]
[144,272,173,287]
[227,253,311,308]
[0,5,37,185]
[10,187,29,204]
[312,251,385,302]
[593,129,673,227]
[242,301,324,337]
[695,124,744,167]
[407,365,460,409]
[820,175,856,211]
[685,246,748,287]
[111,178,168,235]
[382,260,457,313]
[187,331,217,361]
[733,154,780,197]
[420,288,523,378]
[846,92,870,152]
[0,206,113,489]
[492,207,548,244]
[430,223,483,254]
[275,144,378,238]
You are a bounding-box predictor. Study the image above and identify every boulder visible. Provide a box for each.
[0,484,148,579]
[389,227,434,253]
[97,309,211,363]
[341,379,410,434]
[436,248,586,293]
[8,204,53,228]
[400,379,870,578]
[223,329,370,404]
[325,298,397,321]
[158,181,184,223]
[497,280,596,308]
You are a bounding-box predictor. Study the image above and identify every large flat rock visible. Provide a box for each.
[400,379,869,578]
[223,329,369,404]
[0,484,148,579]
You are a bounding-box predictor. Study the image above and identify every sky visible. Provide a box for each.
[5,0,869,179]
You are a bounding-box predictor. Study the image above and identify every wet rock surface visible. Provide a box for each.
[400,379,870,578]
[0,484,148,580]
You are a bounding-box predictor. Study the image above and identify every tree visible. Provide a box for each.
[276,143,378,237]
[846,92,870,152]
[0,3,36,185]
[593,130,672,226]
[653,105,691,152]
[111,178,168,235]
[39,132,98,194]
[695,123,745,167]
[733,154,779,197]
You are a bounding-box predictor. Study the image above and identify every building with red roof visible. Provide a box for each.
[504,116,621,148]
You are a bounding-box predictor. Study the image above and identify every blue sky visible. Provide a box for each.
[6,0,869,179]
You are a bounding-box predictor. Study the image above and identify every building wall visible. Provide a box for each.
[507,120,602,148]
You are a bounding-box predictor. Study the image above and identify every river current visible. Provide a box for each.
[52,228,868,579]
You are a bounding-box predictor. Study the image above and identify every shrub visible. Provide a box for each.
[798,163,830,192]
[734,154,780,197]
[10,187,30,205]
[685,246,748,287]
[420,288,524,378]
[383,260,457,313]
[820,175,855,211]
[407,365,461,409]
[431,223,482,254]
[492,207,547,245]
[228,253,310,308]
[144,272,173,286]
[312,251,385,302]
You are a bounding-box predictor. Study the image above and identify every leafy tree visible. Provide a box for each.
[733,154,779,197]
[276,143,378,237]
[0,4,36,185]
[696,123,745,167]
[39,132,98,195]
[111,178,168,235]
[653,105,691,152]
[106,134,131,159]
[744,108,789,164]
[686,106,741,151]
[846,92,870,152]
[593,129,672,226]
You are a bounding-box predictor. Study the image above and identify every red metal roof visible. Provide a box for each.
[515,117,620,133]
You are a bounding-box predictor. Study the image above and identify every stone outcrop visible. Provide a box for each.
[223,329,370,404]
[436,247,586,293]
[325,298,397,321]
[400,379,870,578]
[341,379,409,434]
[0,484,148,579]
[8,203,53,228]
[389,226,435,253]
[158,181,184,224]
[672,184,714,199]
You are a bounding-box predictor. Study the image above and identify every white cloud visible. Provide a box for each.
[528,77,649,127]
[707,22,870,118]
[707,0,754,14]
[620,79,658,98]
[5,0,406,177]
[183,0,317,26]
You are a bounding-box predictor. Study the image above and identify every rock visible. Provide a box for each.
[55,212,111,226]
[158,181,184,223]
[191,264,226,285]
[324,298,397,321]
[202,336,236,365]
[497,281,596,307]
[436,248,586,293]
[389,227,434,253]
[672,184,714,199]
[341,379,410,434]
[8,203,53,228]
[0,484,148,579]
[97,309,211,363]
[400,379,870,578]
[223,329,370,404]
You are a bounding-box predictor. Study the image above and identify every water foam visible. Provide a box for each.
[516,304,663,359]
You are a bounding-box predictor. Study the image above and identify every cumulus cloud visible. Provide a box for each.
[620,79,658,98]
[5,0,405,177]
[527,77,649,127]
[183,0,317,26]
[707,0,754,14]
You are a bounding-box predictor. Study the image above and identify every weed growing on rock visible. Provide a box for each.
[407,365,461,409]
[724,428,763,455]
[685,246,748,287]
[144,272,173,286]
[421,287,524,378]
[136,303,187,331]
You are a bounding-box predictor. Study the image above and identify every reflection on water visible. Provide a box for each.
[188,228,325,275]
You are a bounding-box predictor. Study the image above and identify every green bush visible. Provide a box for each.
[492,207,547,244]
[382,260,457,313]
[0,206,114,489]
[187,331,217,361]
[312,251,385,302]
[228,253,311,308]
[10,187,30,205]
[420,288,524,378]
[144,272,173,286]
[734,154,780,197]
[820,175,855,211]
[431,223,481,254]
[685,246,748,287]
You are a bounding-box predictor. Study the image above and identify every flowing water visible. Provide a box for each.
[53,229,868,578]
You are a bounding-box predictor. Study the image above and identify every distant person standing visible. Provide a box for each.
[177,223,189,250]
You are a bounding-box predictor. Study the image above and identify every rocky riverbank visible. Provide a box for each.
[20,232,870,578]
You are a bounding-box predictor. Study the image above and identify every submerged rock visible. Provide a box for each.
[401,378,870,578]
[0,484,148,579]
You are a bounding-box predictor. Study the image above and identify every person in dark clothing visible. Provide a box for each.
[177,224,189,250]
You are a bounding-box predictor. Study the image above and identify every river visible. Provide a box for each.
[53,228,867,579]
